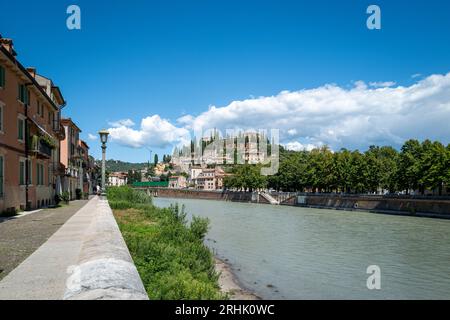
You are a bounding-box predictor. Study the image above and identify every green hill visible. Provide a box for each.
[95,159,149,172]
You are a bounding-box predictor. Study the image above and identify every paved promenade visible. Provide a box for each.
[0,196,147,300]
[0,200,89,281]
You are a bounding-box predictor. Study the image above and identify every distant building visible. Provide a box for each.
[168,175,187,189]
[108,172,127,186]
[192,167,226,190]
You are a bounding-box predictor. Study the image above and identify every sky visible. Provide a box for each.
[1,0,450,161]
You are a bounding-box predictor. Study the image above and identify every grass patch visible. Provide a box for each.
[109,186,225,300]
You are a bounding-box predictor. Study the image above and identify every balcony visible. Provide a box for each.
[30,135,52,159]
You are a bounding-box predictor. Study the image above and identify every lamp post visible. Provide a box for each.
[98,129,109,196]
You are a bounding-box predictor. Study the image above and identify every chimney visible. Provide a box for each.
[26,67,36,78]
[0,38,17,57]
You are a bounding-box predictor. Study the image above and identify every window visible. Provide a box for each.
[0,102,4,133]
[18,84,29,105]
[19,160,25,185]
[0,156,4,197]
[17,116,25,141]
[0,65,5,88]
[19,159,32,185]
[36,163,44,185]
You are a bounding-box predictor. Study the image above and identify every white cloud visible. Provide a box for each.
[108,72,450,151]
[369,81,396,88]
[108,115,190,149]
[108,119,135,128]
[285,141,319,152]
[177,72,450,150]
[88,133,98,140]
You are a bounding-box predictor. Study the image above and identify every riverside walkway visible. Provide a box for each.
[0,199,89,281]
[0,196,148,300]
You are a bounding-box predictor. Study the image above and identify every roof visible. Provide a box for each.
[61,118,82,132]
[110,172,127,178]
[79,140,89,149]
[0,40,63,111]
[132,181,169,188]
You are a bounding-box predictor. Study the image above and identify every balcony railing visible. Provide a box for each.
[30,135,52,158]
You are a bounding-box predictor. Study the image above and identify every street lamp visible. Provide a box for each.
[98,129,109,196]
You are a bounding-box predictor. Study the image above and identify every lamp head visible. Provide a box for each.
[98,129,109,144]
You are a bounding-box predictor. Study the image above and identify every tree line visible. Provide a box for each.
[223,139,450,195]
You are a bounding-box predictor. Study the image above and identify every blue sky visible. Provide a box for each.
[1,0,450,161]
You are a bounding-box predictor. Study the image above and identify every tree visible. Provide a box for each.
[224,165,267,192]
[378,146,399,193]
[154,153,159,165]
[420,140,448,195]
[127,169,142,185]
[397,139,422,194]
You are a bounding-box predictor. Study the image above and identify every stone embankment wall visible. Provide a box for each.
[64,198,148,300]
[141,187,255,202]
[137,187,450,217]
[299,195,450,217]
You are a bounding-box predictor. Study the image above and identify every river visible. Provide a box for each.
[153,197,450,299]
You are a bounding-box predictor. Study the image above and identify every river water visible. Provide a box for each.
[153,197,450,299]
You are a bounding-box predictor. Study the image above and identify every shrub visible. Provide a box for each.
[109,200,134,210]
[61,191,70,203]
[107,186,152,203]
[75,188,82,200]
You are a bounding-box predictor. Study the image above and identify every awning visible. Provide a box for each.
[29,117,53,139]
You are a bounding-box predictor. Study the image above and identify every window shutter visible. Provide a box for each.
[19,161,24,185]
[18,118,23,140]
[0,66,5,87]
[27,160,32,184]
[0,156,3,196]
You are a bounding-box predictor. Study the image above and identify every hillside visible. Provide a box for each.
[95,159,149,172]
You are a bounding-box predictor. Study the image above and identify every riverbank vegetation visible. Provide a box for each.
[108,186,224,299]
[224,139,450,195]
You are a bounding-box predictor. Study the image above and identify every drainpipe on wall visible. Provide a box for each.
[24,83,33,211]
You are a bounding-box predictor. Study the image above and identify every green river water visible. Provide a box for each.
[154,197,450,299]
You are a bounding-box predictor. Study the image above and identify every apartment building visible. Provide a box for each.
[108,172,128,187]
[60,118,82,200]
[168,175,187,189]
[78,140,93,194]
[192,168,226,190]
[0,37,66,212]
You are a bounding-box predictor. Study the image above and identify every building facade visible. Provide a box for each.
[168,175,187,189]
[60,118,82,200]
[0,38,66,212]
[108,172,128,186]
[192,168,226,190]
[78,140,93,195]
